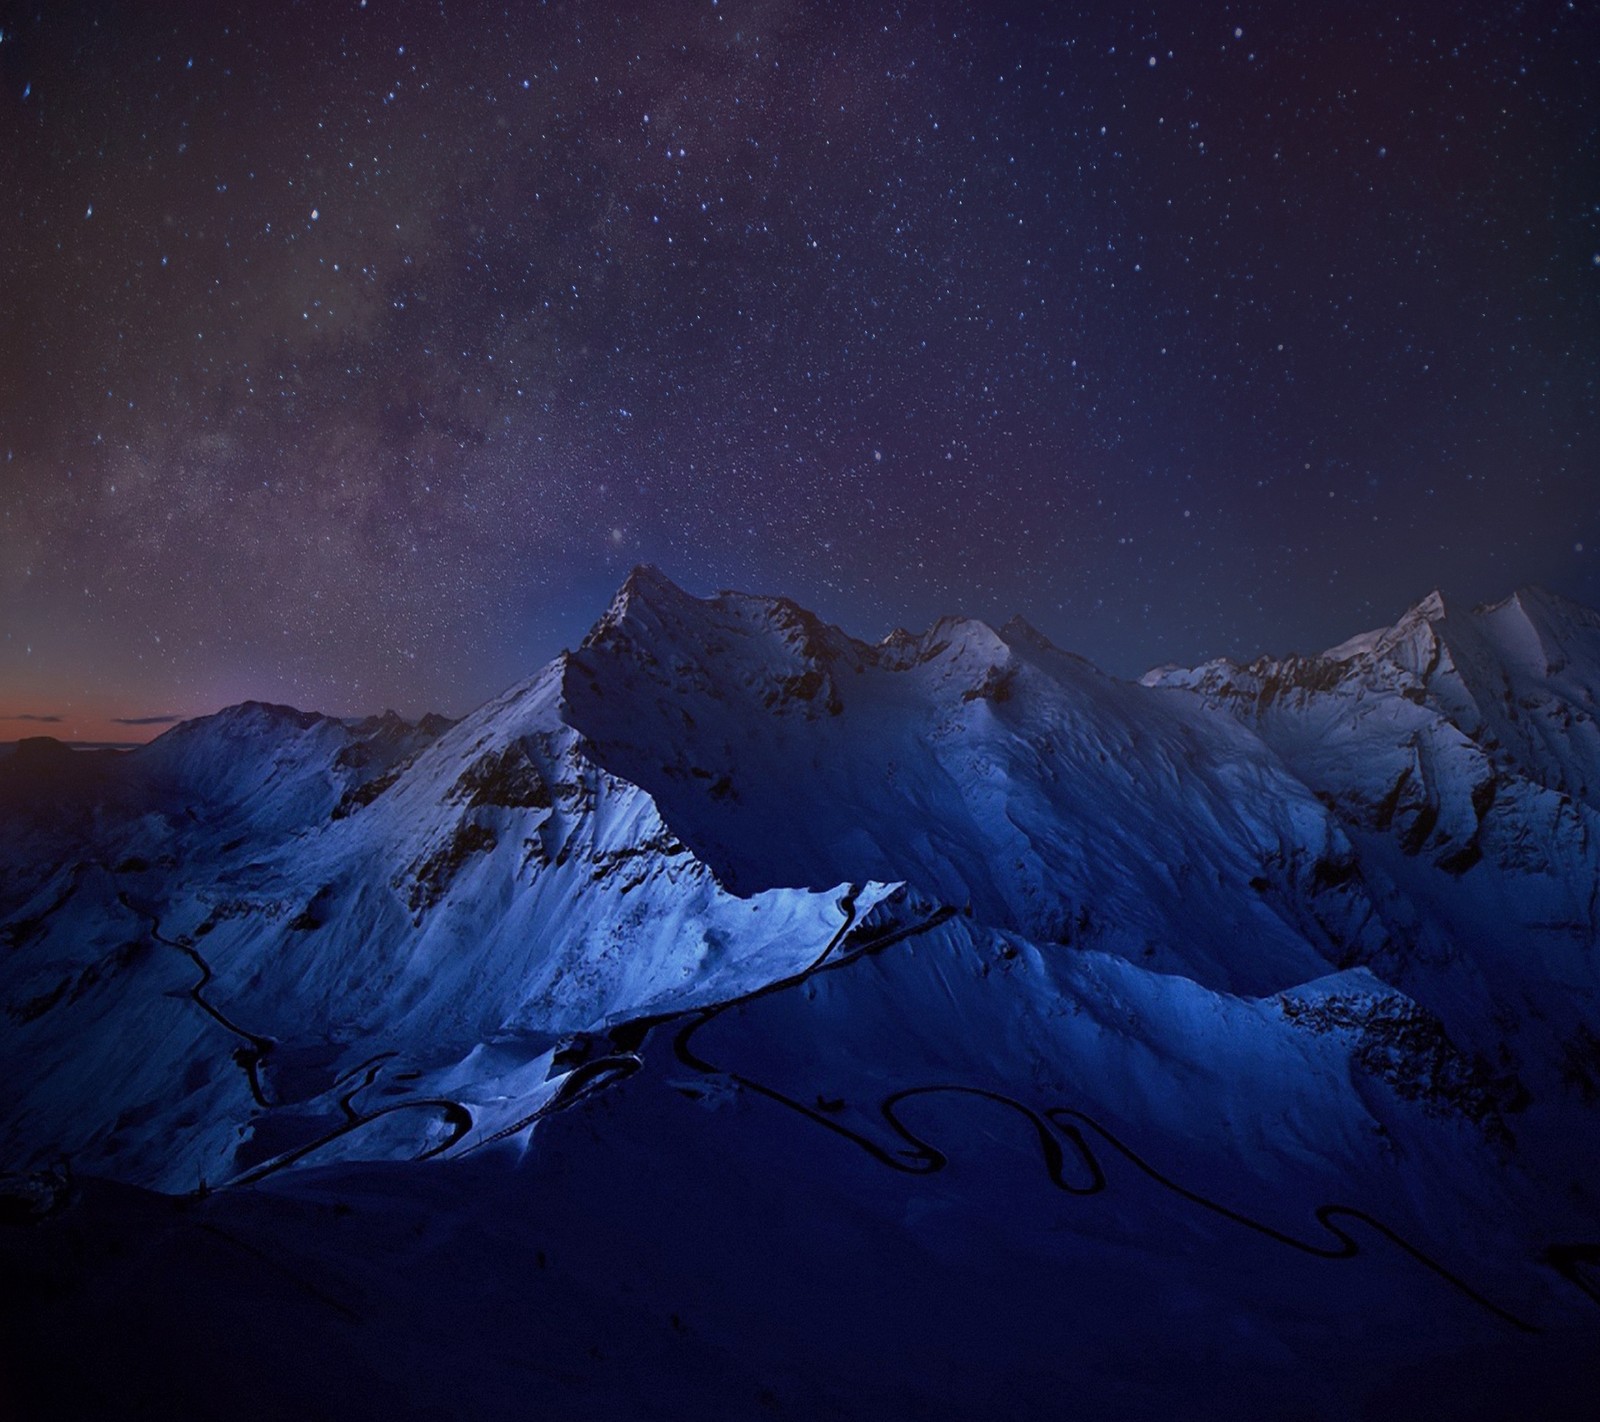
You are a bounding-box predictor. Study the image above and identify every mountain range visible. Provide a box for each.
[2,569,1597,1419]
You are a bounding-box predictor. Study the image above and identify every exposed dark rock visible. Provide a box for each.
[1435,840,1483,875]
[331,769,401,820]
[1278,992,1522,1140]
[403,822,499,914]
[453,742,553,810]
[1398,801,1440,855]
[1251,655,1347,710]
[588,828,692,884]
[961,664,1016,704]
[1559,1025,1600,1105]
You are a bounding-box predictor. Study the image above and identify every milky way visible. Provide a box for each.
[2,0,1595,738]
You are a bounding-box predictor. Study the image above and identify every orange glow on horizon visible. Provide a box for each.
[0,694,190,747]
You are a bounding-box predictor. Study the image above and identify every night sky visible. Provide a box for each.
[2,0,1595,740]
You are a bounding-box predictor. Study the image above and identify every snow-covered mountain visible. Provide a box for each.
[1144,587,1600,1112]
[2,572,1597,1419]
[0,666,890,1193]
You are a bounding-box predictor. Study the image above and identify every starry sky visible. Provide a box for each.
[2,0,1596,741]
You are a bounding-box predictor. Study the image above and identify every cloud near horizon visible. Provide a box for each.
[3,713,64,723]
[112,715,183,726]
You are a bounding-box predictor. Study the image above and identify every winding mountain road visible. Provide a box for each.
[112,882,1596,1329]
[461,887,879,1156]
[454,886,1560,1331]
[658,892,1551,1334]
[119,892,276,1108]
[118,892,474,1188]
[461,1053,645,1156]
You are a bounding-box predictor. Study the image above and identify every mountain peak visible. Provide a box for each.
[1481,584,1600,630]
[620,562,684,598]
[998,614,1060,655]
[1406,588,1448,624]
[1319,589,1448,662]
[583,564,697,648]
[610,562,696,622]
[207,700,328,733]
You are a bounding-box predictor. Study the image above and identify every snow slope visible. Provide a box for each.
[0,663,889,1191]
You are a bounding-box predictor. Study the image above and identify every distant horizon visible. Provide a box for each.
[5,567,1590,746]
